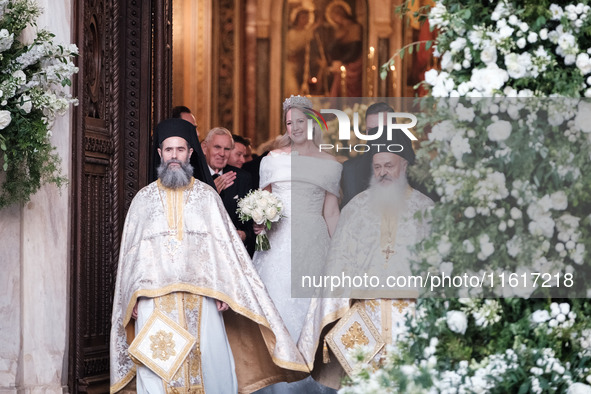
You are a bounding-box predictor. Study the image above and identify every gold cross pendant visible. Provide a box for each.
[382,244,396,259]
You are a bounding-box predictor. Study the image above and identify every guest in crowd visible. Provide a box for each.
[228,134,251,169]
[202,127,255,256]
[110,118,308,394]
[244,141,254,162]
[172,105,199,138]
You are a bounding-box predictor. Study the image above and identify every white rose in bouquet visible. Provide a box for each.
[251,208,264,225]
[237,189,284,251]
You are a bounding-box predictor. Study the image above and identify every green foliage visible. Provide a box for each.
[0,109,66,207]
[0,0,78,208]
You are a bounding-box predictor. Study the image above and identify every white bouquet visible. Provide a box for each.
[237,189,283,251]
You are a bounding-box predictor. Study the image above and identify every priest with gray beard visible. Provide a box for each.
[110,119,310,394]
[300,131,434,389]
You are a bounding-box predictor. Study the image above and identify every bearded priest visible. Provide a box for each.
[302,129,434,388]
[110,118,308,394]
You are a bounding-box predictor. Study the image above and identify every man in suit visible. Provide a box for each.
[340,102,395,208]
[202,127,255,256]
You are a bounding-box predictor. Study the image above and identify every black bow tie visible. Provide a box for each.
[212,173,220,180]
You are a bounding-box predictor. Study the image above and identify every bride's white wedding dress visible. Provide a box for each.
[253,151,342,393]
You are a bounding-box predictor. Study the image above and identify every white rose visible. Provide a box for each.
[576,53,591,75]
[498,25,514,39]
[457,81,472,96]
[424,69,439,86]
[565,54,576,66]
[446,311,468,335]
[257,197,269,209]
[264,206,278,221]
[12,70,26,85]
[539,28,548,40]
[449,37,467,54]
[560,302,570,315]
[480,43,497,65]
[463,239,475,253]
[470,63,508,95]
[487,120,512,141]
[531,309,550,324]
[550,4,564,20]
[0,110,11,130]
[505,53,531,79]
[478,234,495,259]
[550,191,568,210]
[574,101,591,133]
[439,262,453,276]
[17,95,32,114]
[464,206,476,218]
[455,104,475,122]
[527,32,538,43]
[241,206,252,217]
[510,207,522,219]
[251,208,264,224]
[441,51,454,71]
[567,383,591,394]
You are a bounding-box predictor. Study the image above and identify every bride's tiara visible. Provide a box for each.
[283,95,313,111]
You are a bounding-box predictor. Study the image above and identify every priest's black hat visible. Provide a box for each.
[155,118,199,150]
[366,127,416,165]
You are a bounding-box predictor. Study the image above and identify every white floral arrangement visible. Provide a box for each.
[342,1,591,392]
[409,97,590,299]
[236,189,283,251]
[0,0,78,208]
[340,299,591,394]
[423,1,591,97]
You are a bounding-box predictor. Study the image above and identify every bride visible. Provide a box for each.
[253,96,342,393]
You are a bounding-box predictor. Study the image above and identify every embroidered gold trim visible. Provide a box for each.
[124,285,310,372]
[129,309,196,382]
[325,303,385,377]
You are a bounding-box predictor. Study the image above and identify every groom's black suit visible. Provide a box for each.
[340,153,373,208]
[218,165,255,257]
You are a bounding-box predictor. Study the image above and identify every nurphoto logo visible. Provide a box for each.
[306,109,418,153]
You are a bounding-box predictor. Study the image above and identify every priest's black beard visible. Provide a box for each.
[157,159,194,188]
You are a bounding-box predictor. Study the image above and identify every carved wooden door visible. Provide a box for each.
[69,0,172,392]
